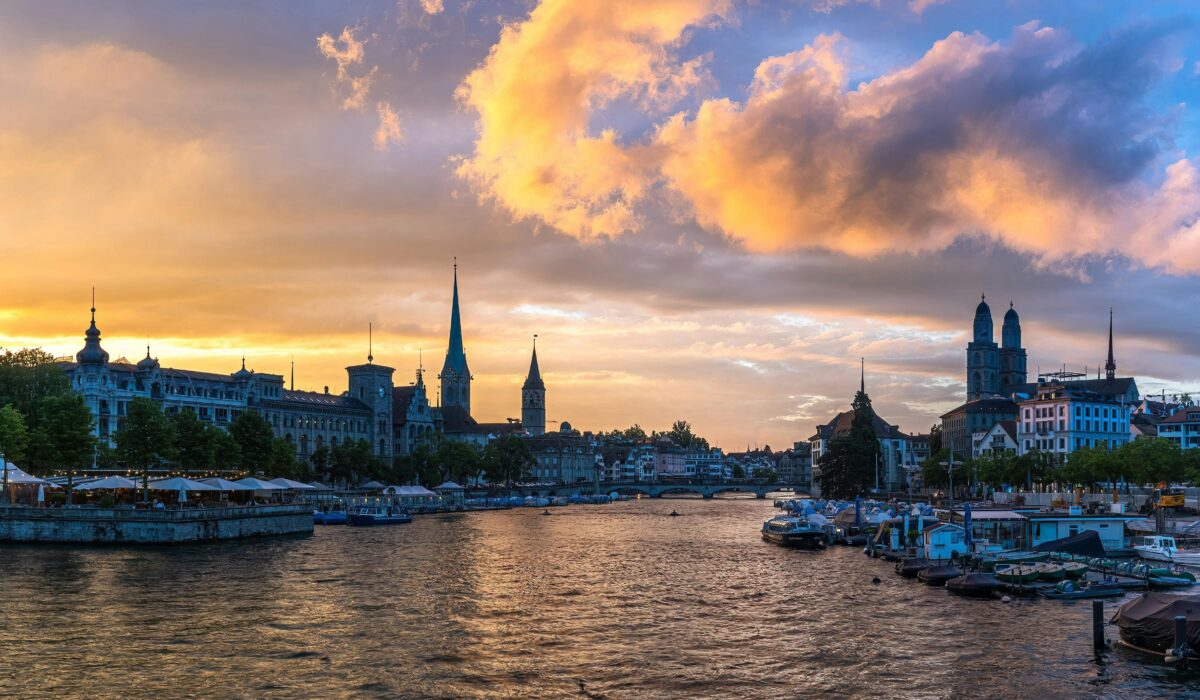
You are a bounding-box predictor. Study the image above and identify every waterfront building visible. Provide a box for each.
[684,448,727,480]
[62,305,395,464]
[525,423,596,484]
[1015,380,1134,456]
[1025,512,1136,552]
[810,371,917,492]
[972,420,1018,458]
[1157,408,1200,450]
[392,368,436,456]
[777,443,813,486]
[655,442,688,479]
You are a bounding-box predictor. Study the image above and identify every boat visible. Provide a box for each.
[1135,535,1178,563]
[1148,573,1198,589]
[1060,562,1088,579]
[313,509,348,525]
[347,505,413,526]
[1039,580,1126,600]
[918,565,962,586]
[1112,593,1200,656]
[761,516,825,549]
[1035,563,1068,582]
[895,557,929,578]
[974,550,1049,570]
[946,573,1002,597]
[994,564,1041,584]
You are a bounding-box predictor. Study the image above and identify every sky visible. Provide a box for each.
[2,0,1200,449]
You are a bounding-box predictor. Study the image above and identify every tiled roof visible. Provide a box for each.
[266,389,370,411]
[1159,409,1200,425]
[940,398,1019,420]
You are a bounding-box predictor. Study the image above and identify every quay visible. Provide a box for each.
[0,504,314,544]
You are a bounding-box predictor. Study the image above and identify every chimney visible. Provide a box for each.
[324,386,329,394]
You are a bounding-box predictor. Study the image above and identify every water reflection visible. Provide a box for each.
[0,498,1197,698]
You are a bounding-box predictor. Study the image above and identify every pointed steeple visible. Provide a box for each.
[1105,308,1116,381]
[859,357,865,395]
[442,260,468,375]
[523,335,544,390]
[76,289,109,365]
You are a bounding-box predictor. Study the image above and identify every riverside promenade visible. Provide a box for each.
[0,503,313,544]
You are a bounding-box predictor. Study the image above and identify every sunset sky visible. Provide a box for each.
[2,0,1200,449]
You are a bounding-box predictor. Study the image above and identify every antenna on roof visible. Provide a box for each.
[368,322,374,364]
[290,355,295,390]
[90,286,96,322]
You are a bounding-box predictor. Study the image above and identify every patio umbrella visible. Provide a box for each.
[268,478,317,490]
[148,477,220,492]
[232,477,284,490]
[201,478,256,491]
[36,484,44,504]
[75,476,139,490]
[2,461,54,485]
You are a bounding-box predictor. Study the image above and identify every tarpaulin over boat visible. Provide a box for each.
[1032,529,1105,558]
[1111,593,1200,653]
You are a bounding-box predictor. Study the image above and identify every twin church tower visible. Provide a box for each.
[966,295,1028,400]
[437,264,547,436]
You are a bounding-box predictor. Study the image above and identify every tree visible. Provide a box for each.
[667,420,709,451]
[171,410,214,473]
[310,446,332,483]
[922,448,950,490]
[270,437,309,480]
[209,427,242,471]
[752,466,779,482]
[483,435,534,488]
[731,463,745,479]
[619,424,648,442]
[31,395,94,502]
[0,405,28,466]
[0,348,70,421]
[114,397,175,500]
[927,424,943,456]
[229,411,274,473]
[817,387,879,499]
[1118,438,1186,486]
[438,438,483,484]
[330,439,372,486]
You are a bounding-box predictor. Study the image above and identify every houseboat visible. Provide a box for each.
[761,515,825,549]
[348,505,413,526]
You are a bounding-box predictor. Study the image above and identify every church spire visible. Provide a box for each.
[444,259,466,370]
[859,357,865,395]
[1105,307,1116,381]
[440,259,472,414]
[523,335,544,391]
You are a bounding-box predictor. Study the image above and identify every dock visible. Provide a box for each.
[0,504,314,544]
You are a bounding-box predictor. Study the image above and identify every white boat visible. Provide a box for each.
[761,515,826,549]
[1134,535,1178,562]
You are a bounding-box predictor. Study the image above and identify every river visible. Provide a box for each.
[0,497,1196,698]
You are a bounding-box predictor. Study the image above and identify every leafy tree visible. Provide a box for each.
[0,405,28,466]
[619,424,648,442]
[438,438,483,484]
[114,397,175,500]
[752,466,779,482]
[31,394,95,501]
[1117,438,1186,486]
[310,446,332,482]
[922,448,950,490]
[927,424,943,456]
[330,439,373,486]
[209,427,242,471]
[483,435,534,488]
[171,409,214,472]
[0,348,70,421]
[229,411,274,473]
[731,463,745,479]
[269,437,309,480]
[667,420,709,451]
[817,387,879,499]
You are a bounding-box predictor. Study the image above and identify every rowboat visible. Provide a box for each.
[1035,563,1068,582]
[1061,562,1088,580]
[994,564,1040,584]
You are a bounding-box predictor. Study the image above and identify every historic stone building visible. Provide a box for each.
[62,305,397,465]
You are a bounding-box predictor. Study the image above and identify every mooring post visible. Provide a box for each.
[1172,614,1190,665]
[1092,600,1106,652]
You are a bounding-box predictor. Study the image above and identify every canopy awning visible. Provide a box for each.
[75,475,139,490]
[268,478,317,490]
[148,477,219,492]
[201,478,257,491]
[1,461,54,485]
[233,477,284,490]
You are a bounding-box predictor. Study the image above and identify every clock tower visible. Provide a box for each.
[521,337,546,436]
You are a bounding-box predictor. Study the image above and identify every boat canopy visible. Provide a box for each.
[1112,593,1200,651]
[1032,529,1106,558]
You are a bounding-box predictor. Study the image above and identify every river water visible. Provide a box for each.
[0,497,1197,699]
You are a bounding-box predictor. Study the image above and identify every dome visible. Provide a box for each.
[975,297,991,316]
[559,421,572,433]
[1003,304,1019,323]
[232,357,254,380]
[136,348,159,371]
[75,310,109,365]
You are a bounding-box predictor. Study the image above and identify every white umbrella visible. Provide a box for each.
[148,477,220,492]
[232,477,284,490]
[267,478,317,490]
[1,461,54,485]
[201,478,256,491]
[75,475,139,490]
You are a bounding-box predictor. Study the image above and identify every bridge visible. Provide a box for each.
[471,481,809,499]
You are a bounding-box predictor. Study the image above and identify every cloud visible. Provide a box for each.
[908,0,948,13]
[455,0,732,240]
[374,100,404,149]
[458,10,1200,271]
[420,0,445,14]
[317,26,381,111]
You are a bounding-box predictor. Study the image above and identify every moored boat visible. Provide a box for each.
[918,565,962,586]
[1112,593,1200,656]
[1061,562,1088,580]
[313,509,348,525]
[946,573,1001,597]
[1134,535,1177,563]
[896,557,929,578]
[1035,563,1067,582]
[975,550,1049,570]
[994,564,1040,584]
[347,505,413,526]
[1039,580,1126,600]
[761,515,825,549]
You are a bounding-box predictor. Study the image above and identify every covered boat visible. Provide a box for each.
[761,515,825,549]
[946,573,1001,597]
[1112,593,1200,655]
[1040,580,1126,600]
[918,565,962,586]
[896,557,929,578]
